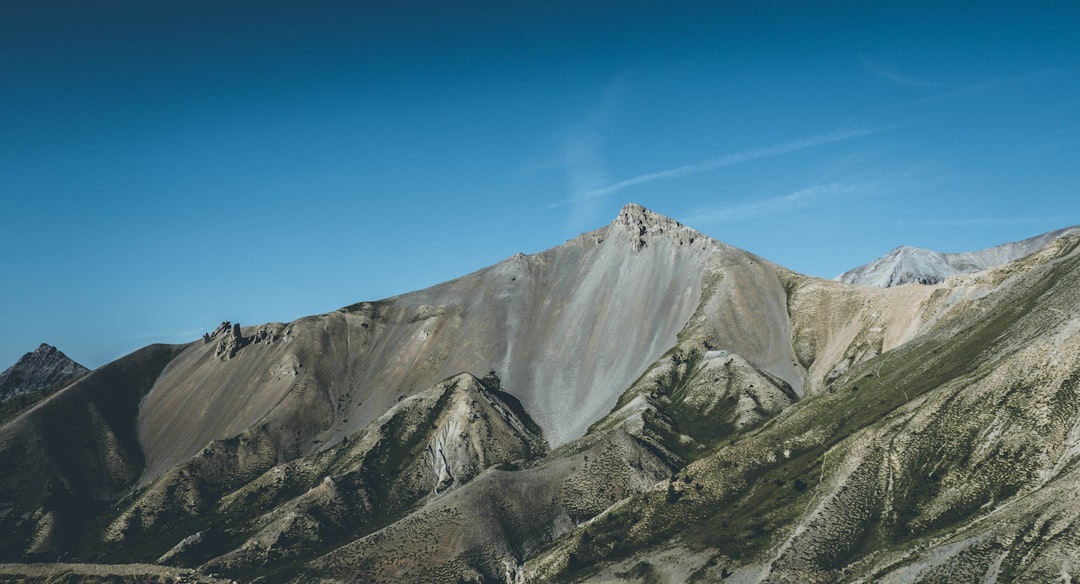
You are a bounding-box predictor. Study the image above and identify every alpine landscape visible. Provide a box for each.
[5,2,1080,583]
[2,204,1080,583]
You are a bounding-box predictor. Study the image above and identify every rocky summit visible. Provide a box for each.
[1,204,1079,583]
[0,343,89,401]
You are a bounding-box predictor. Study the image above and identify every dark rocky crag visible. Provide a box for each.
[0,343,89,402]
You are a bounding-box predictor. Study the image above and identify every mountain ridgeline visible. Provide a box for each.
[837,225,1080,287]
[1,204,1079,583]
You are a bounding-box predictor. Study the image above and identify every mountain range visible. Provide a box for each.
[1,204,1078,583]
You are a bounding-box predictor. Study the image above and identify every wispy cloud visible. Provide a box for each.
[581,127,884,200]
[862,59,944,88]
[544,80,625,234]
[682,183,867,226]
[885,68,1061,110]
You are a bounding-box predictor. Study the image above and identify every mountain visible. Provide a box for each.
[1,204,1079,583]
[837,225,1080,287]
[0,343,89,401]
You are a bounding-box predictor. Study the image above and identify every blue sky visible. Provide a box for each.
[3,1,1079,369]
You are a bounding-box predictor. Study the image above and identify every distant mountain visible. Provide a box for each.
[0,343,89,401]
[2,205,1080,583]
[837,225,1080,287]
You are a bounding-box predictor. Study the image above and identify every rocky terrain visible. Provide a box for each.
[0,343,89,402]
[0,204,1078,583]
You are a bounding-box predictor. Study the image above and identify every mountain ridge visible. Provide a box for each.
[837,225,1080,287]
[1,204,1079,583]
[132,204,718,487]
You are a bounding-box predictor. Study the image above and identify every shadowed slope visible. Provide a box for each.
[0,344,186,560]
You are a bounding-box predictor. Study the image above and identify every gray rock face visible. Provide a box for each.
[837,225,1080,287]
[0,343,89,401]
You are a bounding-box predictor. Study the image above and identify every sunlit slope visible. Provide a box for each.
[523,233,1080,583]
[138,203,988,485]
[138,204,778,482]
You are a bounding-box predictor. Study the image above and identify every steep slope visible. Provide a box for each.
[257,213,1018,583]
[4,204,1079,584]
[1,204,828,573]
[126,372,544,581]
[837,225,1080,287]
[0,343,89,401]
[290,325,811,582]
[136,204,787,487]
[0,344,186,560]
[282,220,1080,584]
[297,429,676,583]
[523,232,1080,583]
[367,203,713,446]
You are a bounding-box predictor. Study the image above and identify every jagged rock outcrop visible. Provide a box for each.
[612,203,701,251]
[203,321,268,360]
[0,343,89,401]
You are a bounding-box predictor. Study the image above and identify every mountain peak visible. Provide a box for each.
[839,225,1080,287]
[610,203,700,251]
[33,343,58,355]
[0,343,89,401]
[613,203,681,229]
[837,245,953,287]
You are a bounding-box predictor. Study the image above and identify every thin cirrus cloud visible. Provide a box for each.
[681,182,865,226]
[862,59,944,88]
[580,127,885,201]
[552,81,624,234]
[882,68,1061,111]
